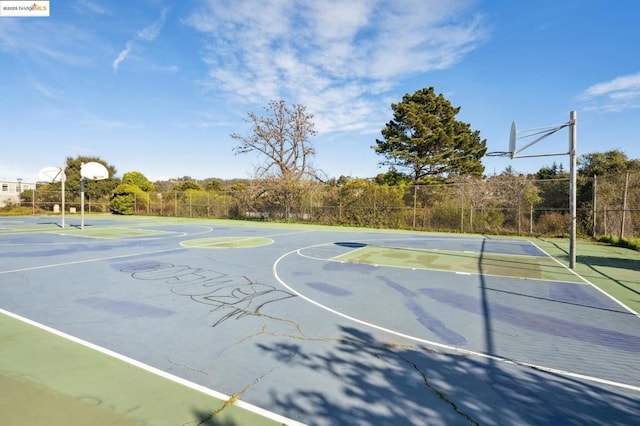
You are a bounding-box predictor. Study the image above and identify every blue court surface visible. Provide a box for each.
[1,215,639,425]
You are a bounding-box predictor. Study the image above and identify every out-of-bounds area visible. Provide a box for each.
[1,215,639,425]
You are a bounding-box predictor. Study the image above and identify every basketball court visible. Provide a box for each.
[1,215,639,425]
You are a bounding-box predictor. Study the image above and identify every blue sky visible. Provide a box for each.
[1,0,639,183]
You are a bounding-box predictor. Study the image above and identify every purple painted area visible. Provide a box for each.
[548,282,613,309]
[323,261,377,274]
[404,299,468,346]
[483,239,545,257]
[382,279,415,298]
[76,297,175,318]
[305,281,353,296]
[382,278,467,346]
[379,237,545,256]
[4,243,116,258]
[114,260,166,273]
[421,288,640,353]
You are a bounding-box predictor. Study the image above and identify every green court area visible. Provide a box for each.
[0,222,169,239]
[335,246,584,283]
[181,236,273,248]
[533,238,640,314]
[0,312,283,426]
[56,227,171,239]
[1,216,639,425]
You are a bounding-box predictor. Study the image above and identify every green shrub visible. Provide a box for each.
[110,184,146,215]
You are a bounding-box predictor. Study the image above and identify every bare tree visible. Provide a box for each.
[231,100,318,220]
[231,100,318,181]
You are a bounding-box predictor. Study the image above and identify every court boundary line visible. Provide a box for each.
[273,247,640,393]
[180,236,275,249]
[52,226,182,240]
[297,243,590,287]
[0,307,306,426]
[0,247,188,275]
[0,228,317,276]
[528,240,640,317]
[0,227,214,244]
[2,224,638,395]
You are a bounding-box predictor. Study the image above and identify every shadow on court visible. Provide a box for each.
[537,238,640,306]
[189,413,241,426]
[256,326,640,425]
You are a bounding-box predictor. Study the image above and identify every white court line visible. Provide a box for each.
[273,247,640,393]
[180,237,274,249]
[0,228,316,274]
[178,229,316,249]
[528,239,640,318]
[296,242,588,286]
[0,225,214,245]
[0,308,306,426]
[0,247,187,275]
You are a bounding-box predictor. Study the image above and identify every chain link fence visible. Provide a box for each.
[19,171,640,239]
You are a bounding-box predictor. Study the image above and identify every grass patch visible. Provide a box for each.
[597,235,640,252]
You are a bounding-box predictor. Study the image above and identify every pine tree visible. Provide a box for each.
[374,87,487,182]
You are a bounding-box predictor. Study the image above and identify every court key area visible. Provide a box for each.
[1,215,639,425]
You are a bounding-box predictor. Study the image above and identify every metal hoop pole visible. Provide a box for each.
[569,111,577,269]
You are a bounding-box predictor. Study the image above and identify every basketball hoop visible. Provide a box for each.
[492,111,578,269]
[79,162,110,229]
[81,162,109,181]
[38,166,67,228]
[486,151,512,157]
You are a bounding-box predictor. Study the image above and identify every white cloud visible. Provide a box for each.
[137,8,169,41]
[32,81,64,99]
[0,20,97,66]
[74,0,111,15]
[580,72,640,112]
[306,1,370,41]
[186,0,487,134]
[112,42,132,73]
[583,73,640,97]
[112,8,169,73]
[78,109,142,129]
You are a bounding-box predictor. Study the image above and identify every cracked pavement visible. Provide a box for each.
[1,221,639,425]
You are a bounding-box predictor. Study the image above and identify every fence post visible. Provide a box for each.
[412,186,417,230]
[530,204,533,235]
[592,175,597,238]
[373,186,377,227]
[460,191,464,233]
[470,205,474,233]
[620,171,629,240]
[517,203,521,236]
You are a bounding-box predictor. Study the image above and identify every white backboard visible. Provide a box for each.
[509,121,517,159]
[38,166,65,182]
[81,162,109,180]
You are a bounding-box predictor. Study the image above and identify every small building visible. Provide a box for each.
[0,179,35,207]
